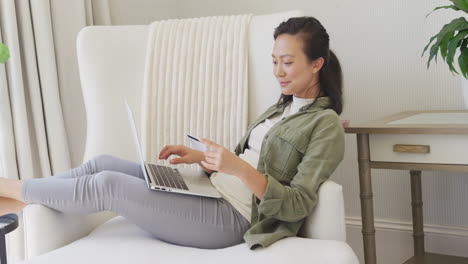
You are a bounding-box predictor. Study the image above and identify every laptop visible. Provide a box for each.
[125,101,221,198]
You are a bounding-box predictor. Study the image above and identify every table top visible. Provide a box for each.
[345,110,468,134]
[0,214,18,235]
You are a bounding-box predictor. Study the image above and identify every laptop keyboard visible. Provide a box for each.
[148,164,189,191]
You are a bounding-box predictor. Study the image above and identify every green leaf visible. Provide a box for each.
[422,17,468,69]
[446,30,468,73]
[426,5,460,18]
[458,40,468,78]
[451,0,468,13]
[422,34,437,56]
[440,31,455,60]
[0,42,10,63]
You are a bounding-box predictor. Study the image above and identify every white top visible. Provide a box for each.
[210,96,316,222]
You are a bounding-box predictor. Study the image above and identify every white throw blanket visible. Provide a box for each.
[141,15,252,167]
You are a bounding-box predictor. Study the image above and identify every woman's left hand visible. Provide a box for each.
[199,138,248,177]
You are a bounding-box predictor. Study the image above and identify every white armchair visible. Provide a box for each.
[20,11,359,264]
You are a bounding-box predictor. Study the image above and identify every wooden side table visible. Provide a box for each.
[0,214,18,264]
[345,110,468,264]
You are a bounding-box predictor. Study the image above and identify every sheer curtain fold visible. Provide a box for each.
[0,0,35,183]
[0,0,111,262]
[16,0,52,179]
[30,0,71,175]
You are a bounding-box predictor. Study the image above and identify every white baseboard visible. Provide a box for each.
[346,216,468,237]
[346,217,468,264]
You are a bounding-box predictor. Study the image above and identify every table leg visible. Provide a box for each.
[410,170,425,256]
[357,134,376,264]
[0,232,6,264]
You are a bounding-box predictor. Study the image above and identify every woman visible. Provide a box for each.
[0,16,344,250]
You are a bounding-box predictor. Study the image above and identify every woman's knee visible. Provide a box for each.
[86,154,117,174]
[72,171,121,212]
[93,170,120,187]
[86,171,146,213]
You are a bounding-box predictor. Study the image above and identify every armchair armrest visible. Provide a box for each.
[22,204,116,259]
[298,180,346,241]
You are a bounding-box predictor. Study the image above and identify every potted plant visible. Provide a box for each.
[0,42,9,63]
[422,0,468,107]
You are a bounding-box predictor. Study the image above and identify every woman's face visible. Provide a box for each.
[272,34,324,98]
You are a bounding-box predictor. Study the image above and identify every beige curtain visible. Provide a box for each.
[0,0,111,262]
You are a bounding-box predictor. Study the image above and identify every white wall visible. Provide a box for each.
[64,0,468,263]
[109,0,178,25]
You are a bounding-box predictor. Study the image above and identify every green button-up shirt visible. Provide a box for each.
[233,97,345,249]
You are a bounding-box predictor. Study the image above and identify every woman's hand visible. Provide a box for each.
[199,138,250,177]
[159,145,215,175]
[159,145,203,165]
[199,138,268,199]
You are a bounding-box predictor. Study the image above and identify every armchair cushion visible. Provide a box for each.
[22,204,116,259]
[20,216,358,264]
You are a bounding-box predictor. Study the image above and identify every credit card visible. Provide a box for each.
[187,134,208,152]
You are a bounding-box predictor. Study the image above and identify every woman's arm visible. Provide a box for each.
[236,164,268,200]
[159,146,215,175]
[199,138,268,199]
[255,115,345,222]
[159,139,267,197]
[200,113,345,222]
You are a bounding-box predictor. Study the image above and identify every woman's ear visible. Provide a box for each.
[312,57,325,73]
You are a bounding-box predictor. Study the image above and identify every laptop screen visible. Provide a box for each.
[125,100,151,186]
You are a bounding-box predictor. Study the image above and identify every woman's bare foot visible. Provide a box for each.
[0,197,27,216]
[0,178,25,202]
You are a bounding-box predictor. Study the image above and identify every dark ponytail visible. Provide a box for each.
[273,17,343,115]
[319,50,343,114]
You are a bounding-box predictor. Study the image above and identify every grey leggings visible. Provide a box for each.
[22,155,250,249]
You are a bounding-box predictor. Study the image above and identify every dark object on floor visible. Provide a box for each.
[0,214,19,264]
